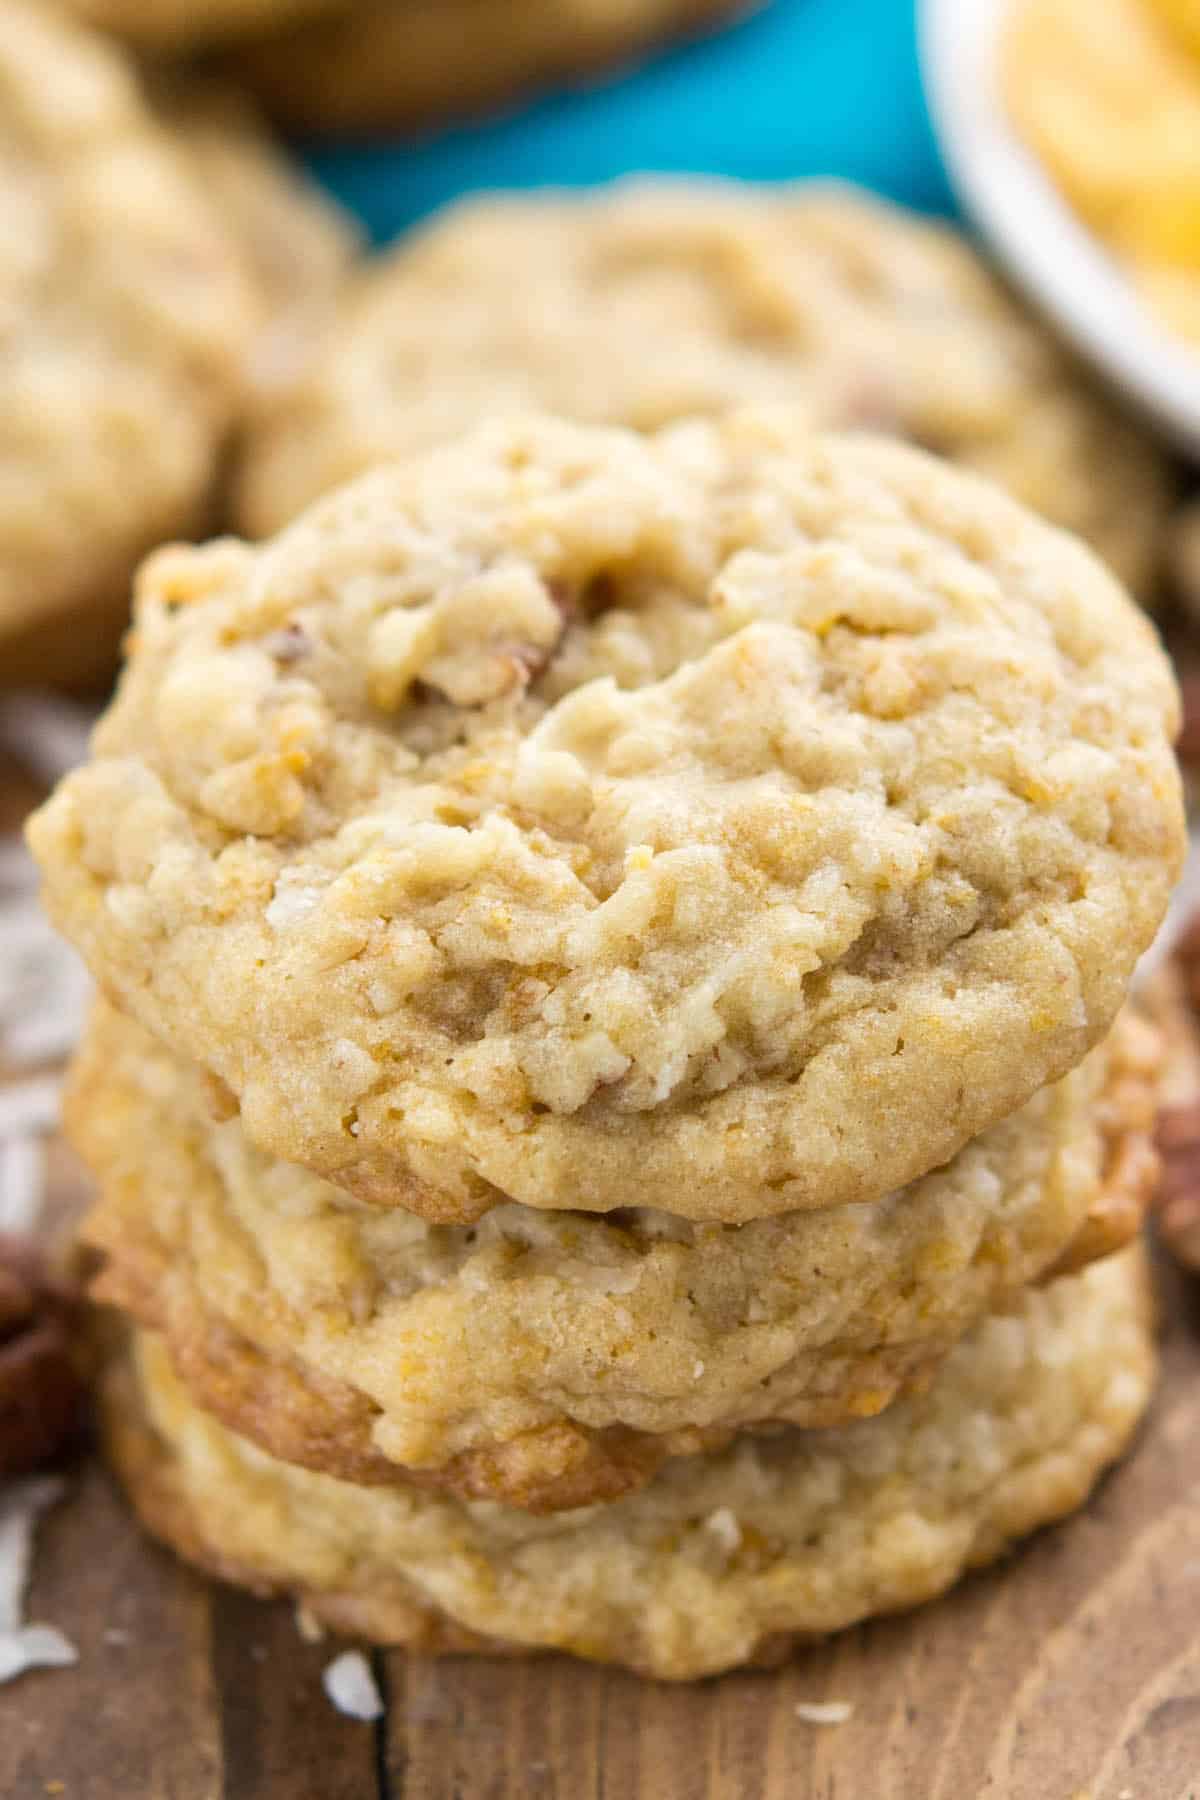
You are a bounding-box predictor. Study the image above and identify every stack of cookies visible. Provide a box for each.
[31,410,1184,1679]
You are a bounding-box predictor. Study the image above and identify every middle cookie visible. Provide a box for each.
[71,1001,1160,1512]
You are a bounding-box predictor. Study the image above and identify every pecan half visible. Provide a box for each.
[0,1233,86,1477]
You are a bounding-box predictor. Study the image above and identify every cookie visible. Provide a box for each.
[153,79,361,396]
[103,1249,1157,1679]
[71,1000,1159,1509]
[0,3,255,688]
[236,182,1173,601]
[59,0,345,52]
[29,415,1184,1222]
[229,0,750,137]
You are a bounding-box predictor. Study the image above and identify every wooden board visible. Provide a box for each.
[2,758,1200,1800]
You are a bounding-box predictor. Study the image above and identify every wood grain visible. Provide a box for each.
[2,759,1199,1800]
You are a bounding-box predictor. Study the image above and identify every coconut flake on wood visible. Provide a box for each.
[323,1650,384,1721]
[794,1701,854,1726]
[0,1479,77,1686]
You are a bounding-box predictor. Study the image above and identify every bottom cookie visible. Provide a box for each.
[102,1250,1154,1680]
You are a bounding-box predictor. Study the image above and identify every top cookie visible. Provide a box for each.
[237,182,1173,602]
[29,414,1184,1223]
[0,3,255,687]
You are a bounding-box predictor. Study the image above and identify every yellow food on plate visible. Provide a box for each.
[1145,0,1200,58]
[1004,0,1200,348]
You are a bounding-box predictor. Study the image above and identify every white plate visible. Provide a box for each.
[919,0,1200,461]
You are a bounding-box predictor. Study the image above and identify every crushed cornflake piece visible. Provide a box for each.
[323,1649,383,1721]
[794,1701,854,1726]
[0,1479,77,1686]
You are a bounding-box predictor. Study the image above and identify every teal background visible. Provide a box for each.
[303,0,955,244]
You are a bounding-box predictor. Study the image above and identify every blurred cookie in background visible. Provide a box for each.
[150,78,362,396]
[57,0,348,54]
[0,1,256,689]
[236,181,1175,602]
[227,0,757,137]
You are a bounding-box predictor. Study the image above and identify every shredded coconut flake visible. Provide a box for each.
[0,1076,61,1143]
[0,1480,76,1686]
[0,1624,77,1684]
[0,839,90,1072]
[265,882,321,930]
[794,1701,854,1726]
[323,1649,383,1721]
[704,1508,742,1553]
[0,1134,45,1234]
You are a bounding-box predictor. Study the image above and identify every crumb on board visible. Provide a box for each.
[295,1603,325,1643]
[794,1701,854,1726]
